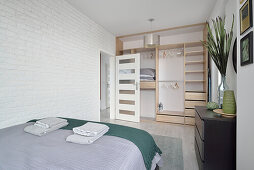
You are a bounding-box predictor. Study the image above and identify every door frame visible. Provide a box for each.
[99,50,116,120]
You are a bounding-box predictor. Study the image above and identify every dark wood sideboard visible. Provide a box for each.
[194,106,236,170]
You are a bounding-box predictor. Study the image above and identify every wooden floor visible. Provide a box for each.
[100,109,199,170]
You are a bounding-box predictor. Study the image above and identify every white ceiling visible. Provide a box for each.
[66,0,217,36]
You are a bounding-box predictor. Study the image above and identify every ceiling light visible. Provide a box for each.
[144,18,160,48]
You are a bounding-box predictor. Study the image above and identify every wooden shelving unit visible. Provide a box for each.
[115,23,208,125]
[158,43,184,50]
[121,47,155,54]
[155,40,207,125]
[185,41,203,48]
[185,70,205,73]
[140,81,156,90]
[185,80,205,83]
[185,61,204,65]
[183,26,208,126]
[156,110,185,124]
[185,50,204,56]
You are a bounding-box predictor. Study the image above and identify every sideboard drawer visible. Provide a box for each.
[195,126,204,161]
[185,117,195,125]
[195,140,204,170]
[156,115,185,124]
[185,92,206,101]
[185,109,195,117]
[185,101,206,109]
[195,110,204,140]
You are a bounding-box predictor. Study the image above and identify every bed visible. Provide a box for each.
[0,118,162,170]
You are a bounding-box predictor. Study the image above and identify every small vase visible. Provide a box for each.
[223,90,236,114]
[218,75,229,108]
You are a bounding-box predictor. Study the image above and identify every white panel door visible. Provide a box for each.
[116,54,140,122]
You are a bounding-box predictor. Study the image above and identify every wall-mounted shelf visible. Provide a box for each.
[185,70,205,73]
[158,43,184,50]
[185,50,204,56]
[185,90,206,93]
[185,61,204,65]
[119,41,203,55]
[158,80,184,82]
[121,47,155,54]
[185,80,205,83]
[185,41,203,48]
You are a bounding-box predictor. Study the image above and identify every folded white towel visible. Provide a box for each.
[66,128,108,144]
[34,121,49,129]
[24,121,69,136]
[73,122,109,137]
[34,117,67,129]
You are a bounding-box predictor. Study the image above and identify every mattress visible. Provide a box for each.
[0,122,161,170]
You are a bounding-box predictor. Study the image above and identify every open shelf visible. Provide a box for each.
[185,70,204,73]
[185,92,207,101]
[121,47,155,54]
[119,41,204,55]
[158,110,184,116]
[185,50,204,56]
[185,41,203,48]
[140,81,156,90]
[158,80,183,82]
[185,90,206,93]
[158,43,184,50]
[185,80,205,83]
[185,61,204,65]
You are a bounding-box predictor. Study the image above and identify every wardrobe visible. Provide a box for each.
[115,23,208,125]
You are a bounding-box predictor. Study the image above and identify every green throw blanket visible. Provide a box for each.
[28,117,162,170]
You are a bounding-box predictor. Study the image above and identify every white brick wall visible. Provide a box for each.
[0,0,115,129]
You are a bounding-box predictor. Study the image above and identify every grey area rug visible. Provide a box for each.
[152,135,184,170]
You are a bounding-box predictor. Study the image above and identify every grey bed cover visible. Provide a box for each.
[0,123,161,170]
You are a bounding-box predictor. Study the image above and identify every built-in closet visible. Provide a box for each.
[116,23,208,125]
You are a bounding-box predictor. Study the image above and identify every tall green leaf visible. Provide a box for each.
[202,16,234,77]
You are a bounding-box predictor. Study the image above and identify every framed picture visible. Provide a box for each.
[240,31,253,66]
[240,0,253,35]
[232,38,237,73]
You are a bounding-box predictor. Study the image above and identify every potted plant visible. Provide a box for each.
[203,16,234,107]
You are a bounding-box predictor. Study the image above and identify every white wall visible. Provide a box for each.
[237,0,254,169]
[0,0,115,129]
[160,31,203,45]
[225,0,237,98]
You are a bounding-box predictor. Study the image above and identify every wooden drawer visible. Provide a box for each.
[185,109,195,117]
[185,92,206,101]
[185,117,195,125]
[195,140,204,170]
[185,101,206,109]
[195,126,204,161]
[156,115,184,124]
[195,110,204,140]
[140,81,155,90]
